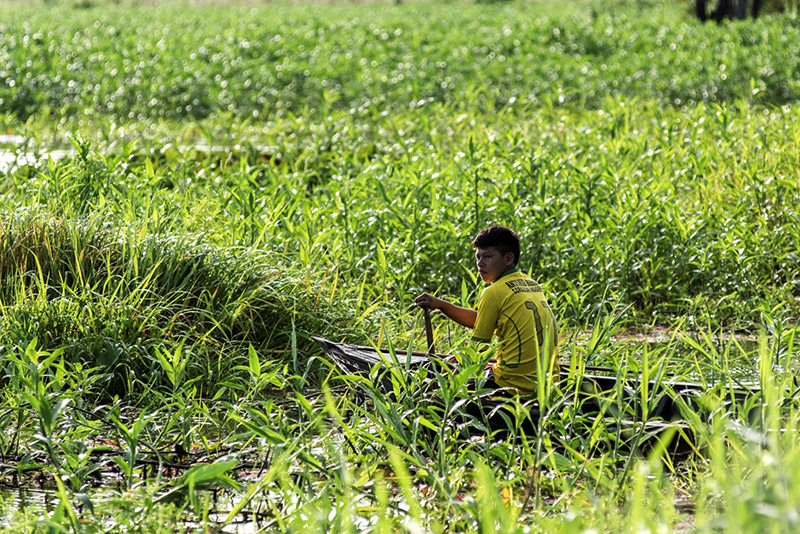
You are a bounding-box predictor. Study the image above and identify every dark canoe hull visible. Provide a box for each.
[312,336,760,448]
[312,336,431,388]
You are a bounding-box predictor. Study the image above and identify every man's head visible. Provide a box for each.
[471,225,521,265]
[471,225,520,283]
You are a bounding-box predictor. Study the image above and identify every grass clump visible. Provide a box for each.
[0,213,359,399]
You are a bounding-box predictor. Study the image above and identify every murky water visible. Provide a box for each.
[0,487,52,527]
[0,485,267,532]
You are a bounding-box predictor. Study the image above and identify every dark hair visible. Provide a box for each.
[471,225,520,266]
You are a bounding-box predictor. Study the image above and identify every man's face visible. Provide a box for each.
[475,247,515,283]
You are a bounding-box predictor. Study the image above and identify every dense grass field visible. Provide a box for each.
[1,0,799,532]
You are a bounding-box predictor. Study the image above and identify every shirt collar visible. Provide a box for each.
[489,267,518,284]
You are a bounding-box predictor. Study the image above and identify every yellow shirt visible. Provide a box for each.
[472,269,559,395]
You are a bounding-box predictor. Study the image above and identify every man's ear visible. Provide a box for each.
[504,252,515,266]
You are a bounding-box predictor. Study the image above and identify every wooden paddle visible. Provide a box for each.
[423,307,435,355]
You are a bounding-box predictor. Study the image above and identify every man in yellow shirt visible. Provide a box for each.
[415,225,558,396]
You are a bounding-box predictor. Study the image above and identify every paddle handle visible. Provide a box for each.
[423,308,435,355]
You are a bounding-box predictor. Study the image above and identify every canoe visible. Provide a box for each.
[312,336,760,425]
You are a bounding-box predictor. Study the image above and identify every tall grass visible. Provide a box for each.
[0,309,797,531]
[0,212,359,398]
[5,99,798,328]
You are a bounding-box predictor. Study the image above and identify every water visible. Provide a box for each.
[0,149,74,173]
[0,143,269,173]
[0,485,266,532]
[0,487,52,526]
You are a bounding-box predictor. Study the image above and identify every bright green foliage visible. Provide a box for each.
[2,2,800,123]
[0,1,799,533]
[4,102,799,329]
[0,213,358,397]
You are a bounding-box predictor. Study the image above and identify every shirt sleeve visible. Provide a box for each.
[472,287,499,343]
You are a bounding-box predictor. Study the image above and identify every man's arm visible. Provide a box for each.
[414,292,477,329]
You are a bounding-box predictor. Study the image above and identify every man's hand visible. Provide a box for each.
[414,292,477,329]
[414,292,444,310]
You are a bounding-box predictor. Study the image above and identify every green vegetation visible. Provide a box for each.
[3,1,800,123]
[0,0,798,532]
